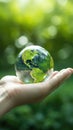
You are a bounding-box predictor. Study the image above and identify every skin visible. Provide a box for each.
[0,68,73,117]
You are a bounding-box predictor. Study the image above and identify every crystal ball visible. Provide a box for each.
[15,45,54,83]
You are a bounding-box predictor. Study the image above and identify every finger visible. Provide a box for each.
[44,71,59,82]
[36,68,73,99]
[49,68,73,88]
[48,71,59,79]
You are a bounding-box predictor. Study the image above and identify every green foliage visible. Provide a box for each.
[0,0,73,69]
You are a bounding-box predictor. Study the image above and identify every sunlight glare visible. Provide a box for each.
[15,36,28,48]
[18,0,29,8]
[57,0,68,6]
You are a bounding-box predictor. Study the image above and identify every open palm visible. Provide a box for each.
[0,68,73,116]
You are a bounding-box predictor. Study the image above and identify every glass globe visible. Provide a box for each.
[15,45,54,83]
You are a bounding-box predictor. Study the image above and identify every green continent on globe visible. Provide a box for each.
[22,50,38,69]
[30,68,46,83]
[15,45,54,84]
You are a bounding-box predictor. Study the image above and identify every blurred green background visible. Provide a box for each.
[0,0,73,129]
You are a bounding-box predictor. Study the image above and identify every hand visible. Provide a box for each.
[0,68,73,117]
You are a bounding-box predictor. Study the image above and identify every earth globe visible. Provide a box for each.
[15,45,54,83]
